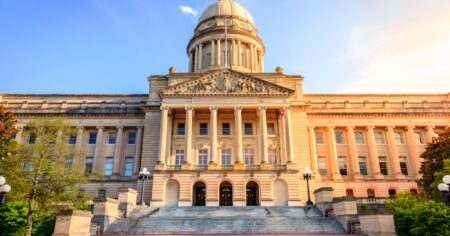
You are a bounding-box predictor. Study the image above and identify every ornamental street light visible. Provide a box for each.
[302,167,314,209]
[138,168,150,206]
[0,176,12,207]
[438,175,450,206]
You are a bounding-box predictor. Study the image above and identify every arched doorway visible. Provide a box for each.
[219,181,233,206]
[193,182,206,206]
[246,181,259,206]
[273,179,288,206]
[165,180,179,207]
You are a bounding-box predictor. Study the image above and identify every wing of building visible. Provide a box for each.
[1,0,449,207]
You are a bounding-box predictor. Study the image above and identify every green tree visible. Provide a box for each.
[386,194,450,236]
[0,105,17,160]
[418,128,450,200]
[0,117,89,236]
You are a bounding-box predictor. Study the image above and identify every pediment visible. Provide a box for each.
[160,69,294,97]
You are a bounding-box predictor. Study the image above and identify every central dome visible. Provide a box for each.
[198,0,254,24]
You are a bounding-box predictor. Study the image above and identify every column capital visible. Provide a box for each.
[407,125,415,130]
[136,126,144,129]
[308,125,316,129]
[116,126,124,130]
[76,126,84,130]
[15,125,24,131]
[209,106,218,111]
[160,105,169,111]
[327,125,335,130]
[365,125,376,130]
[96,126,104,130]
[385,125,395,131]
[234,106,243,112]
[346,125,355,130]
[259,106,267,111]
[185,105,193,111]
[284,105,291,111]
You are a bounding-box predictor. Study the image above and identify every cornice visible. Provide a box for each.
[13,113,145,119]
[307,112,450,118]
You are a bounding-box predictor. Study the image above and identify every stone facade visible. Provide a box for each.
[1,0,449,208]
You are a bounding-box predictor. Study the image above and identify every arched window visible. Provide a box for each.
[367,189,375,198]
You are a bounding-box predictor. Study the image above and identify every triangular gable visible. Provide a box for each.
[159,69,295,97]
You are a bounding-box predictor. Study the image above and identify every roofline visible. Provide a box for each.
[1,94,148,97]
[304,93,450,97]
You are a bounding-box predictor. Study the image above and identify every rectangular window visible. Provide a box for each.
[177,123,185,135]
[222,123,230,135]
[108,132,117,144]
[199,123,208,135]
[175,149,185,165]
[85,157,93,175]
[389,189,396,199]
[318,156,327,175]
[268,148,277,164]
[65,157,73,171]
[399,156,408,175]
[379,156,388,175]
[244,149,254,165]
[375,132,384,144]
[244,123,253,135]
[23,162,33,171]
[338,156,348,176]
[124,157,134,177]
[358,156,368,176]
[267,123,275,135]
[98,189,106,198]
[221,149,231,165]
[335,131,345,144]
[88,132,97,144]
[128,132,136,144]
[69,135,77,145]
[355,131,364,144]
[394,132,404,144]
[104,157,114,176]
[315,132,324,144]
[28,133,36,144]
[414,132,424,144]
[198,149,208,165]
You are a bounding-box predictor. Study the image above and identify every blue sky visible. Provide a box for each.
[1,0,449,94]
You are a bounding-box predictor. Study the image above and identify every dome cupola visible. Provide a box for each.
[187,0,265,73]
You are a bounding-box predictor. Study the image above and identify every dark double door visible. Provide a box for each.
[193,183,206,206]
[246,181,259,206]
[220,182,233,206]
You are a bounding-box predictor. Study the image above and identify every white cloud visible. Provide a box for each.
[178,5,198,17]
[340,5,450,93]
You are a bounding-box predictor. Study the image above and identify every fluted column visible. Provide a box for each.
[211,40,215,66]
[93,126,104,173]
[426,125,437,143]
[113,126,124,175]
[184,106,193,164]
[198,43,203,71]
[308,126,321,180]
[189,52,193,72]
[210,106,218,164]
[158,106,169,165]
[216,39,221,66]
[367,126,383,179]
[234,106,243,164]
[134,126,143,174]
[194,46,199,72]
[346,126,362,179]
[284,106,294,163]
[76,126,84,148]
[327,126,341,180]
[386,126,403,178]
[260,106,268,164]
[406,126,421,177]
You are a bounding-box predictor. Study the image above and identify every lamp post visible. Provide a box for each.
[302,167,314,206]
[138,168,150,206]
[0,176,12,207]
[438,175,450,206]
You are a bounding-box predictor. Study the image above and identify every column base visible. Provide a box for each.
[208,162,219,170]
[182,163,192,170]
[374,173,385,180]
[332,173,343,181]
[260,163,271,170]
[234,162,245,170]
[352,173,364,180]
[394,173,406,180]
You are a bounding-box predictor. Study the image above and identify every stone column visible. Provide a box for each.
[76,126,84,148]
[237,40,242,66]
[260,106,268,164]
[93,126,104,173]
[184,106,193,165]
[308,126,321,180]
[134,126,143,174]
[284,106,295,163]
[346,126,362,180]
[158,106,169,165]
[113,126,124,176]
[194,46,199,72]
[188,51,193,72]
[216,39,221,66]
[198,43,203,71]
[250,44,254,71]
[386,126,403,179]
[210,106,218,164]
[367,126,383,179]
[261,53,264,72]
[211,40,215,66]
[426,125,437,143]
[406,125,421,176]
[327,126,341,180]
[232,39,236,66]
[234,106,243,164]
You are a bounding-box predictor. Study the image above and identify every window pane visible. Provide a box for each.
[85,157,93,175]
[222,123,230,135]
[267,123,275,135]
[379,157,388,175]
[124,157,134,176]
[65,157,73,171]
[414,132,423,144]
[128,132,136,144]
[104,157,114,176]
[335,132,344,144]
[318,156,327,175]
[88,132,97,144]
[367,189,375,198]
[176,149,185,165]
[375,132,384,144]
[315,132,324,144]
[108,132,117,144]
[177,123,185,135]
[394,132,403,144]
[200,123,208,135]
[244,123,253,135]
[338,156,348,175]
[69,135,77,145]
[355,132,364,144]
[198,149,208,165]
[244,149,254,165]
[358,156,368,176]
[399,156,408,175]
[29,133,37,144]
[221,149,231,165]
[98,189,106,198]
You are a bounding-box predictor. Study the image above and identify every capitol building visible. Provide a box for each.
[2,0,449,208]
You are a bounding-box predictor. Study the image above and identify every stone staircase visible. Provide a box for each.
[104,206,348,235]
